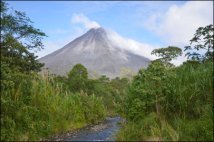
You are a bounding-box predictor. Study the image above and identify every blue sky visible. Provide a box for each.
[7,1,213,64]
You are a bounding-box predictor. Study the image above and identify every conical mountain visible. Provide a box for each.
[39,27,150,78]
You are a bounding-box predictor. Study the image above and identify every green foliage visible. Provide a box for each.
[65,65,129,116]
[117,61,213,141]
[67,64,88,92]
[185,24,214,61]
[0,2,129,141]
[1,2,46,50]
[151,46,182,68]
[124,60,171,121]
[117,26,213,141]
[152,46,182,62]
[118,44,213,141]
[116,113,161,141]
[2,2,212,141]
[1,75,106,141]
[85,75,129,116]
[0,2,46,90]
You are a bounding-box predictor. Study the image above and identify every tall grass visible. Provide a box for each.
[165,62,213,141]
[116,61,213,141]
[1,75,106,141]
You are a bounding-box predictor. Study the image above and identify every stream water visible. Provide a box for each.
[62,117,121,141]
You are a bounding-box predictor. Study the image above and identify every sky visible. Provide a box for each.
[7,1,213,65]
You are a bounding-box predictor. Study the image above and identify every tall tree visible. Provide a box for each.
[184,24,214,62]
[67,64,88,92]
[0,2,46,89]
[151,46,182,67]
[151,46,182,62]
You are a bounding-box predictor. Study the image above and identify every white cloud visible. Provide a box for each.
[37,14,101,58]
[70,14,159,61]
[105,29,186,66]
[106,29,159,60]
[143,1,213,65]
[145,1,213,46]
[71,13,101,29]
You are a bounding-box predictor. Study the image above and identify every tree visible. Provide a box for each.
[98,75,110,83]
[1,2,46,51]
[67,64,88,92]
[151,46,182,68]
[126,50,177,120]
[184,24,214,62]
[151,46,182,62]
[0,2,46,90]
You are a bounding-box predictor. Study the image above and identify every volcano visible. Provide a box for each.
[39,27,151,78]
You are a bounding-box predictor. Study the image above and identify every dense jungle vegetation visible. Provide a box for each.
[116,25,214,141]
[1,2,213,141]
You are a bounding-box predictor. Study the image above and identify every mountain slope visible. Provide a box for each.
[39,27,150,78]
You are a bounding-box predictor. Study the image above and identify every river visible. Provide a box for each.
[49,117,122,141]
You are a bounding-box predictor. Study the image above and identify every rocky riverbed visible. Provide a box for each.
[43,117,122,141]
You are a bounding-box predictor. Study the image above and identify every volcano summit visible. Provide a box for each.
[39,27,150,78]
